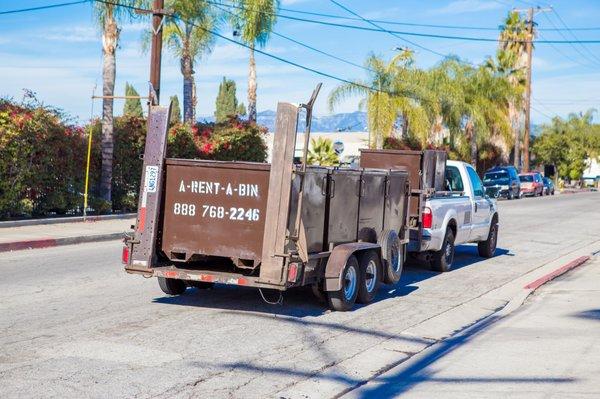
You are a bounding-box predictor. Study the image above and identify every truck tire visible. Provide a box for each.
[357,250,382,304]
[379,229,403,284]
[478,219,498,258]
[431,228,455,272]
[158,277,186,295]
[327,255,359,311]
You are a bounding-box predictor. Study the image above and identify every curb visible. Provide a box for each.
[523,255,591,290]
[0,213,136,229]
[0,232,125,252]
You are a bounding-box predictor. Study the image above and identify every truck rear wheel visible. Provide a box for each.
[478,219,498,258]
[379,229,403,284]
[431,228,455,272]
[158,277,186,295]
[327,255,359,311]
[357,250,382,304]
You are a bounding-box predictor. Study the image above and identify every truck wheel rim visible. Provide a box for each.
[365,260,377,292]
[445,240,453,264]
[343,265,357,301]
[391,240,400,273]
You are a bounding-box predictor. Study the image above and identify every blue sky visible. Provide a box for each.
[1,0,600,124]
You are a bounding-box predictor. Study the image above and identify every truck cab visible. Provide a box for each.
[419,160,498,271]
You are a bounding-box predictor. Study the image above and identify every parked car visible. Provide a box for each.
[519,172,544,197]
[483,166,521,200]
[543,177,555,195]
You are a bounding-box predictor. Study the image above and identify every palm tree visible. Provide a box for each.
[94,1,135,202]
[162,0,217,124]
[485,49,525,163]
[307,137,339,166]
[328,53,428,149]
[499,11,528,168]
[231,0,279,122]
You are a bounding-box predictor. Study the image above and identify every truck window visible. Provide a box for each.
[445,166,464,192]
[466,166,484,197]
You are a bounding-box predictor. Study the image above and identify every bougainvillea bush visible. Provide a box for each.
[0,99,86,218]
[0,97,268,218]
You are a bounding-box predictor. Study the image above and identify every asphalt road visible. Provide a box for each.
[1,192,599,399]
[348,256,600,398]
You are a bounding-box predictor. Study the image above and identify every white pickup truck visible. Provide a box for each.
[411,160,499,271]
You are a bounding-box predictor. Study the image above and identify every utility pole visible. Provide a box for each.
[516,6,552,172]
[137,0,168,104]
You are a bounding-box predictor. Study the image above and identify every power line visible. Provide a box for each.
[328,0,451,59]
[550,8,600,66]
[537,31,598,70]
[0,0,89,15]
[211,3,373,74]
[92,0,397,97]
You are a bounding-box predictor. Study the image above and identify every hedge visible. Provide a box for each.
[0,99,268,219]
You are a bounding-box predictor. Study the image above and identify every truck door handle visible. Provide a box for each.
[474,202,478,212]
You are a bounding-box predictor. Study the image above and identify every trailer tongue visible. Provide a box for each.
[124,86,409,311]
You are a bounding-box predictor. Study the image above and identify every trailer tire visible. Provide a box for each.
[158,277,186,295]
[431,228,455,272]
[357,250,382,304]
[379,229,403,284]
[327,255,359,311]
[478,218,498,258]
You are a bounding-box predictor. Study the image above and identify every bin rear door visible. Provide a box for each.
[161,159,270,262]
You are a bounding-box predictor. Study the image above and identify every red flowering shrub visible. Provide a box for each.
[0,99,86,218]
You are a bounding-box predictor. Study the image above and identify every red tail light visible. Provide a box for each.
[287,262,299,283]
[122,246,130,264]
[422,207,433,229]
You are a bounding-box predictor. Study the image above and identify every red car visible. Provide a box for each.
[519,172,544,197]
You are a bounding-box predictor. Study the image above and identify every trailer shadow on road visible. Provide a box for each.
[152,245,510,319]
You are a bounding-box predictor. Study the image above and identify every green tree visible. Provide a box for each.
[307,137,339,166]
[328,53,428,149]
[161,0,218,124]
[93,1,137,202]
[499,11,528,168]
[237,102,247,117]
[231,0,279,122]
[169,95,182,124]
[533,110,600,181]
[123,82,143,117]
[215,77,238,122]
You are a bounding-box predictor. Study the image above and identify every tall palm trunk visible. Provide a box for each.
[401,112,409,138]
[510,101,521,169]
[100,8,118,202]
[467,120,477,168]
[181,54,196,124]
[247,44,257,122]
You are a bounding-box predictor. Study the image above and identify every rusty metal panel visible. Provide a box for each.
[359,149,422,217]
[287,166,328,254]
[384,170,410,239]
[128,104,171,272]
[259,102,300,285]
[357,170,387,242]
[160,159,270,262]
[434,151,448,192]
[327,169,361,246]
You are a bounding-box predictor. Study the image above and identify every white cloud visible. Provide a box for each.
[41,26,98,43]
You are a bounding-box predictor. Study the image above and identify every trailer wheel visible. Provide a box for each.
[431,228,455,272]
[357,250,382,304]
[379,230,403,284]
[158,277,186,295]
[327,255,359,311]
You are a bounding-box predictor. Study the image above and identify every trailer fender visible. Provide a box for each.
[324,242,381,291]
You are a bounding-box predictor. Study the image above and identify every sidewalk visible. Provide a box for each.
[0,218,135,252]
[346,256,600,398]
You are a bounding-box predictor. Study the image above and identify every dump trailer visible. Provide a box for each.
[123,86,410,311]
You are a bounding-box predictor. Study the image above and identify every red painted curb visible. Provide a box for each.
[524,256,591,290]
[0,238,57,252]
